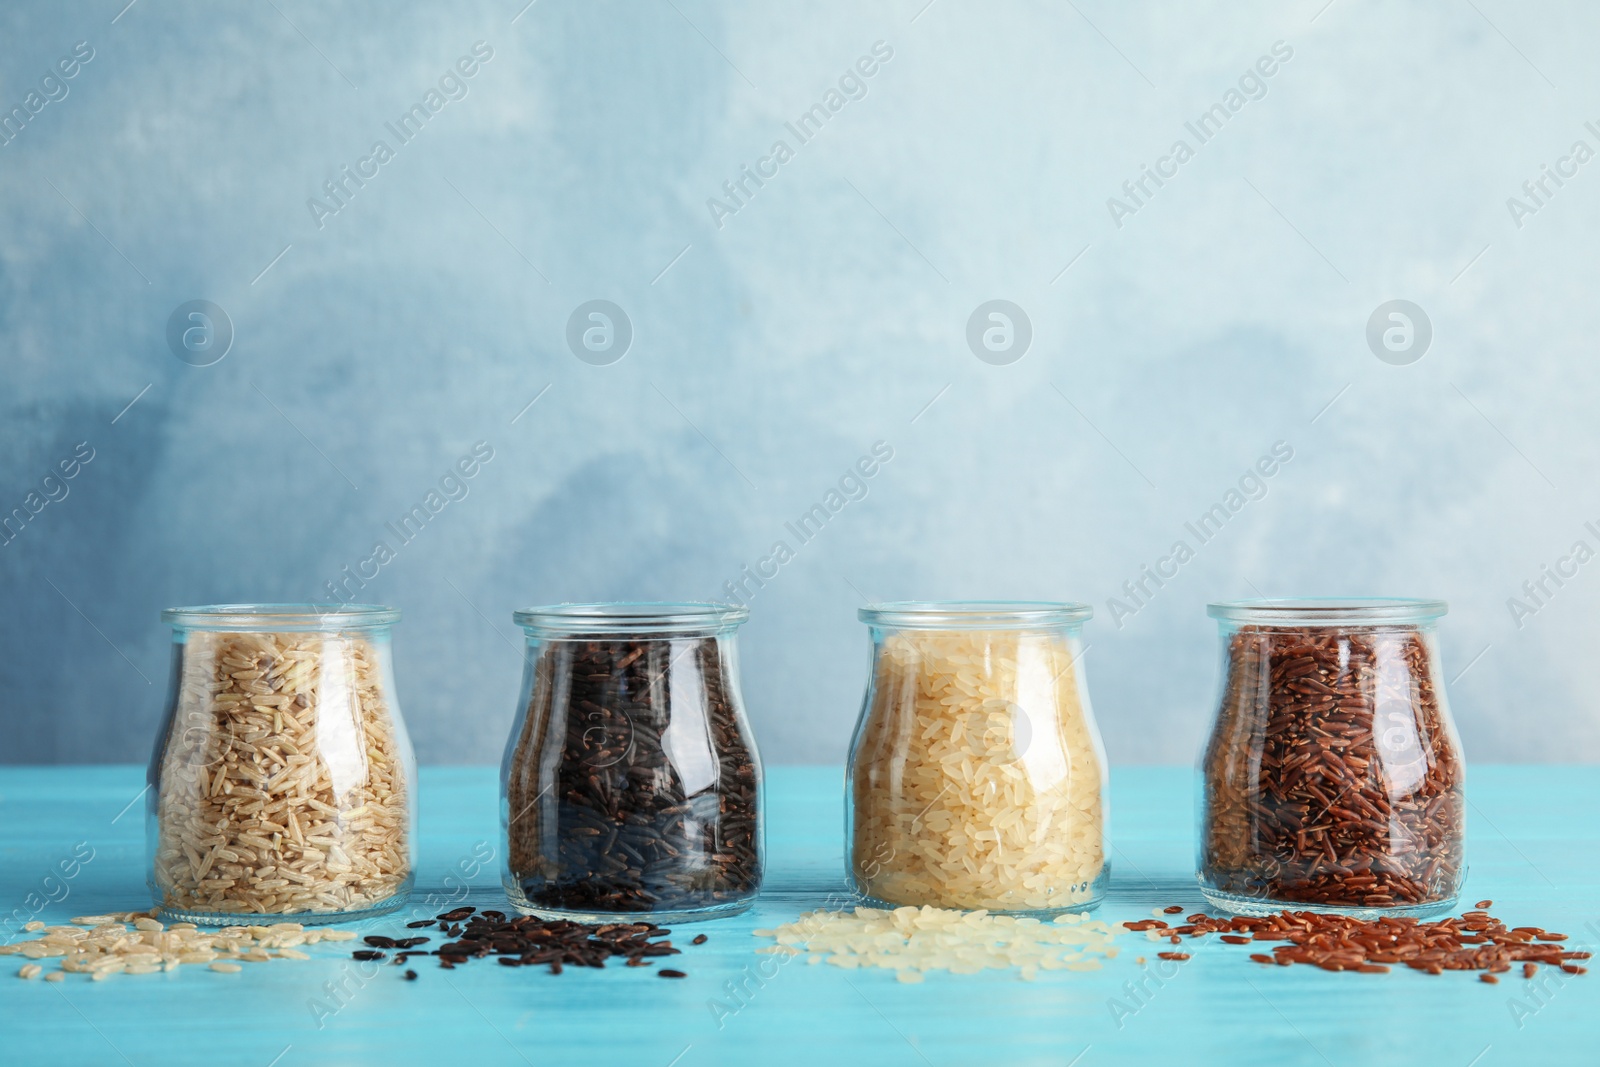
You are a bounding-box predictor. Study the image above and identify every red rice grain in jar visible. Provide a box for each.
[1197,599,1465,918]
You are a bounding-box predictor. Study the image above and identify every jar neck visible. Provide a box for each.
[858,601,1092,631]
[521,629,735,643]
[1222,622,1439,635]
[514,602,747,638]
[162,603,400,632]
[866,624,1084,640]
[1208,598,1446,628]
[172,626,394,639]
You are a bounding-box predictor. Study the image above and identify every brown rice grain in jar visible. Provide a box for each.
[847,602,1109,914]
[1197,598,1465,918]
[148,604,415,925]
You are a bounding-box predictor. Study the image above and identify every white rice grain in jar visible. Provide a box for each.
[847,602,1108,913]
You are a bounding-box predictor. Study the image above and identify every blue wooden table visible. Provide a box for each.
[1,766,1594,1066]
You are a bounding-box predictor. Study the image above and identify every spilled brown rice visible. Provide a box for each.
[3,909,355,980]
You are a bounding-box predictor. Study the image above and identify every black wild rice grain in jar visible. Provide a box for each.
[501,603,763,923]
[1197,599,1465,918]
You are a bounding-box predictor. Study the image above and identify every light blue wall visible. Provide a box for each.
[4,1,1597,765]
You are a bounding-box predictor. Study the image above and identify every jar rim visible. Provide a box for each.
[513,601,749,635]
[1207,597,1447,625]
[858,600,1092,629]
[161,603,400,630]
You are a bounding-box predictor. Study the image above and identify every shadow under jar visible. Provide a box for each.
[502,603,763,923]
[1198,598,1466,918]
[149,604,415,925]
[847,602,1109,914]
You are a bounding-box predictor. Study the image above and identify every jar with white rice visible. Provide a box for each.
[847,602,1108,913]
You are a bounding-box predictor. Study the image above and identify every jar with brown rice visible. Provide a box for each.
[148,604,415,924]
[1197,598,1466,917]
[847,602,1109,913]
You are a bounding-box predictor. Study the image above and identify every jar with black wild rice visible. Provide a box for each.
[502,603,763,923]
[1198,599,1465,918]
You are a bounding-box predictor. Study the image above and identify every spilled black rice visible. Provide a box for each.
[356,907,692,977]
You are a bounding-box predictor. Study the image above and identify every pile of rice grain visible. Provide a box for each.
[152,630,411,918]
[851,629,1105,911]
[755,905,1121,982]
[2,910,356,980]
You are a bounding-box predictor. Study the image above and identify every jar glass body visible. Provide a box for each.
[846,602,1109,914]
[501,603,764,923]
[1197,599,1466,918]
[147,605,415,925]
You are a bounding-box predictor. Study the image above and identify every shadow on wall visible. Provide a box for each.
[0,393,174,763]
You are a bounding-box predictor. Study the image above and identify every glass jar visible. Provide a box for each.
[148,604,415,924]
[502,603,763,923]
[847,602,1109,913]
[1197,598,1466,917]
